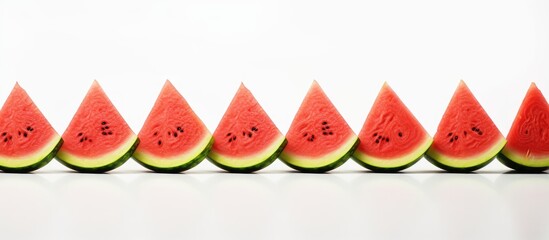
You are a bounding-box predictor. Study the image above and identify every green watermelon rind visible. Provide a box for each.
[497,152,549,173]
[135,137,214,173]
[207,139,287,173]
[57,138,139,173]
[281,138,360,173]
[352,137,432,173]
[425,138,506,172]
[353,154,423,173]
[0,139,63,173]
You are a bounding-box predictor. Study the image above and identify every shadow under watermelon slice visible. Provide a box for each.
[56,81,139,173]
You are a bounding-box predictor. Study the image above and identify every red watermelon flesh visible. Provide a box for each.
[499,83,549,170]
[0,83,59,156]
[280,81,358,172]
[56,81,138,172]
[426,81,506,171]
[0,83,62,172]
[133,80,212,172]
[353,83,431,171]
[208,83,285,172]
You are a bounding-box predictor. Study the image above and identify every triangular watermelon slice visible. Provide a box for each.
[426,81,506,172]
[56,81,139,173]
[0,83,63,172]
[498,83,549,172]
[207,83,286,173]
[280,81,359,173]
[353,83,432,172]
[133,80,213,173]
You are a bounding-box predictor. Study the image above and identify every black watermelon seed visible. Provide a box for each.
[108,132,113,135]
[322,121,328,125]
[243,132,246,136]
[450,138,454,143]
[232,136,236,140]
[325,126,330,129]
[464,131,467,136]
[26,127,31,131]
[1,132,6,136]
[101,121,107,125]
[158,140,162,145]
[80,138,83,142]
[229,138,232,143]
[251,127,258,131]
[23,132,27,137]
[105,126,109,130]
[303,133,308,137]
[323,132,328,135]
[18,131,21,136]
[177,127,182,131]
[478,131,483,135]
[78,132,83,137]
[398,132,403,137]
[386,138,389,142]
[102,132,107,135]
[101,127,105,131]
[525,130,529,134]
[322,127,326,130]
[329,132,333,135]
[168,132,171,136]
[373,133,378,137]
[248,133,252,138]
[448,132,453,137]
[153,132,158,136]
[227,133,231,136]
[173,132,178,137]
[375,139,380,144]
[8,136,12,140]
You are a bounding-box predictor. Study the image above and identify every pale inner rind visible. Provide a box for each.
[209,135,286,168]
[501,147,549,167]
[134,133,212,168]
[0,135,61,168]
[57,135,138,168]
[353,136,432,168]
[427,137,507,168]
[280,135,358,168]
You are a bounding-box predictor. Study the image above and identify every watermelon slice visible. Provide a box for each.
[280,81,359,173]
[133,80,213,173]
[353,83,432,172]
[207,83,286,173]
[0,83,63,173]
[425,81,506,172]
[56,81,139,173]
[498,83,549,172]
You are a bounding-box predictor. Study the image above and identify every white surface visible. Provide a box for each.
[0,0,549,239]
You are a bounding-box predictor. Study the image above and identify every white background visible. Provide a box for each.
[0,0,548,239]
